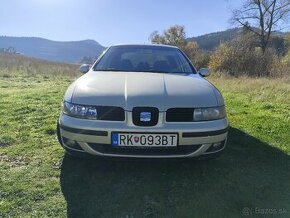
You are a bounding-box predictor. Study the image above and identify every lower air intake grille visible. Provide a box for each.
[88,143,202,156]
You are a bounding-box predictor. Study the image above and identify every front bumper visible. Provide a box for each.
[58,113,228,158]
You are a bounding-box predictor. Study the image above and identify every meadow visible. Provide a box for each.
[0,54,289,217]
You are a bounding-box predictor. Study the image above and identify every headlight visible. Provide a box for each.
[194,106,226,121]
[62,101,97,119]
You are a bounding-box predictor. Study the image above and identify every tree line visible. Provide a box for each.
[150,0,290,77]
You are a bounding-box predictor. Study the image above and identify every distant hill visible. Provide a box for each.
[187,28,242,51]
[0,36,105,63]
[188,28,289,51]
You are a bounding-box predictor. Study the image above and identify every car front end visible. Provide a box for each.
[57,45,228,159]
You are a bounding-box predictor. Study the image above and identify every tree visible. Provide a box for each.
[232,0,290,53]
[182,41,199,60]
[149,25,210,68]
[149,25,187,48]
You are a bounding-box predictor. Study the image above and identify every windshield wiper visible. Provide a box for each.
[93,68,192,74]
[142,70,191,74]
[94,68,126,72]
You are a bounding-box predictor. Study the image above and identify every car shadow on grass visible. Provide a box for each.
[60,127,290,218]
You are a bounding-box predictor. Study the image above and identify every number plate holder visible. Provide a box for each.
[111,132,178,147]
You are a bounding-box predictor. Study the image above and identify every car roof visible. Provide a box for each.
[109,44,179,49]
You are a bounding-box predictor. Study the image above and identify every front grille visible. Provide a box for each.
[132,107,159,126]
[166,108,194,122]
[88,143,202,156]
[96,106,125,121]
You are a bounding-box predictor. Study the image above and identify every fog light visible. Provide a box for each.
[62,137,83,150]
[206,141,225,153]
[66,139,77,147]
[213,142,222,147]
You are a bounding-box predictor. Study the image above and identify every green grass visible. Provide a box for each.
[0,55,290,217]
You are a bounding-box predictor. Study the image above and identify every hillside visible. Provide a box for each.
[0,53,79,77]
[187,28,242,51]
[188,28,289,51]
[1,29,288,63]
[0,36,104,63]
[1,30,242,62]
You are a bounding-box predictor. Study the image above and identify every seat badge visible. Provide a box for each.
[140,112,151,122]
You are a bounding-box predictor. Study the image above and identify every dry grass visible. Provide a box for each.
[210,75,290,105]
[0,53,79,77]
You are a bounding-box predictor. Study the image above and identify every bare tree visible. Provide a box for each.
[232,0,290,53]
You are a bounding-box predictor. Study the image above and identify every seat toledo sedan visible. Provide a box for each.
[57,44,228,159]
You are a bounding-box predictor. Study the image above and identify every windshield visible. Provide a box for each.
[93,45,196,74]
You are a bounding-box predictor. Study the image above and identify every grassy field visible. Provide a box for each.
[0,54,290,217]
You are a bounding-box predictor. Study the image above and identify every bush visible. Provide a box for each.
[182,42,198,61]
[209,34,277,77]
[191,52,211,69]
[180,42,210,69]
[272,50,290,77]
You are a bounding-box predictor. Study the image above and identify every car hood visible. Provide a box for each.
[68,71,219,111]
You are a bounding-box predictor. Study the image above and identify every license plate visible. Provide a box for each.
[112,133,178,147]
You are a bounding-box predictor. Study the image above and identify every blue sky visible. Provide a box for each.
[1,0,243,46]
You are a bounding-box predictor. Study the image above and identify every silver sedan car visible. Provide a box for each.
[57,44,228,159]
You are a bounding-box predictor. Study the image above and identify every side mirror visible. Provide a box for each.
[79,64,90,74]
[198,68,210,77]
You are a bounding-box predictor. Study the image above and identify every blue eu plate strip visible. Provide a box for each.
[112,133,119,146]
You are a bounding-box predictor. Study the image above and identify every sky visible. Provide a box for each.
[1,0,243,46]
